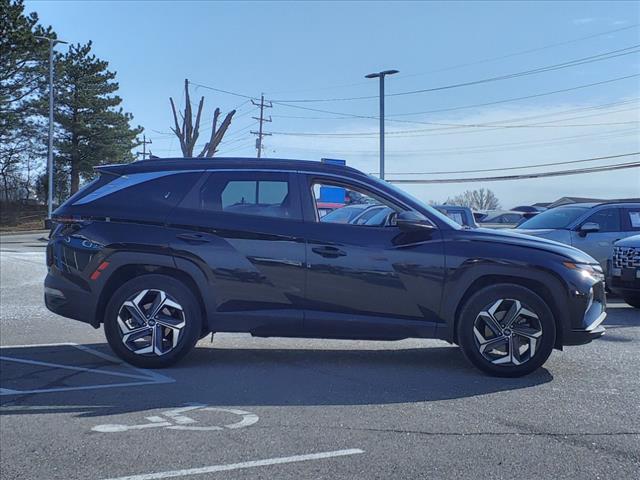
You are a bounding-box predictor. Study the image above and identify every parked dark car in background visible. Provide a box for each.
[516,201,640,274]
[45,158,606,377]
[608,235,640,308]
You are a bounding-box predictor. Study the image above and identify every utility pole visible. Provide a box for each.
[250,94,272,158]
[35,35,68,219]
[365,69,399,180]
[136,134,153,160]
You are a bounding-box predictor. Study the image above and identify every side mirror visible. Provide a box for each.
[579,222,600,236]
[395,211,436,231]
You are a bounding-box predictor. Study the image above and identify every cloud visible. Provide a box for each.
[268,99,640,207]
[573,17,596,25]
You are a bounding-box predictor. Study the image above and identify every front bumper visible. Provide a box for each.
[607,266,640,298]
[560,266,607,346]
[563,310,606,345]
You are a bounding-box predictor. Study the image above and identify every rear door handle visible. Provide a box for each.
[176,233,211,244]
[312,246,346,258]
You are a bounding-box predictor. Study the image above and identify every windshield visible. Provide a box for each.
[517,206,588,229]
[367,176,461,229]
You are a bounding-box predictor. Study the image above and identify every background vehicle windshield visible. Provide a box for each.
[517,206,588,229]
[320,204,369,223]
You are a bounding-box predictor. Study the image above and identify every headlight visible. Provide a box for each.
[563,262,604,281]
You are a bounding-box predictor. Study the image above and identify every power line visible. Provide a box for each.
[402,23,640,78]
[189,81,257,100]
[295,127,637,157]
[387,156,640,184]
[271,45,640,103]
[384,152,640,176]
[270,73,640,125]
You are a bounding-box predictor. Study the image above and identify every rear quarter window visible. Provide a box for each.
[67,171,202,220]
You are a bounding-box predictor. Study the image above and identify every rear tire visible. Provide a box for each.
[457,284,556,377]
[104,274,202,368]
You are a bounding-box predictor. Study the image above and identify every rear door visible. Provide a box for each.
[300,174,446,339]
[167,170,307,335]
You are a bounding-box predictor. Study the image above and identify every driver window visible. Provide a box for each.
[310,180,400,227]
[583,208,620,233]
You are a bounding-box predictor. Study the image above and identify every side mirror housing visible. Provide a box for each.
[579,222,600,236]
[395,211,436,231]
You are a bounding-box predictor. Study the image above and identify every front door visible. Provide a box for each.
[571,207,623,271]
[301,175,446,339]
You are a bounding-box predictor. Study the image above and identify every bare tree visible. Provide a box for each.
[445,188,500,210]
[170,79,235,157]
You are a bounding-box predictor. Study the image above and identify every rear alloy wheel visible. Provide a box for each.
[458,284,556,377]
[117,289,186,356]
[104,275,201,368]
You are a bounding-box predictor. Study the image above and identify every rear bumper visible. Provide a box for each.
[44,270,99,328]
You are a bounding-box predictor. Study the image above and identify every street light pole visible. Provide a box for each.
[365,69,399,180]
[35,36,67,219]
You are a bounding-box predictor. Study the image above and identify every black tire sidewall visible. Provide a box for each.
[457,284,556,377]
[104,274,201,368]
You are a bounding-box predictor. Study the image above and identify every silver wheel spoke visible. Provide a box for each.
[501,300,521,329]
[117,289,185,357]
[148,291,167,319]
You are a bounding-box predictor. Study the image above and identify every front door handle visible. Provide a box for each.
[176,233,211,244]
[312,246,346,258]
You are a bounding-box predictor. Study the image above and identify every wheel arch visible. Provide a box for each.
[441,268,570,349]
[94,252,214,336]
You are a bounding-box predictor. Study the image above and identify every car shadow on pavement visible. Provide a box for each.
[0,342,553,418]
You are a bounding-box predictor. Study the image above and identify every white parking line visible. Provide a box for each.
[100,449,365,480]
[0,342,174,395]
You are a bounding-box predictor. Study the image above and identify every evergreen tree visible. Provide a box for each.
[0,0,50,200]
[54,42,142,193]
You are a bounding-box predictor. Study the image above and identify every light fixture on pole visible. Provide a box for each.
[365,69,399,180]
[34,35,68,220]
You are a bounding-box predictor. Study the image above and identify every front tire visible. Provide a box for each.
[104,274,202,368]
[457,284,556,377]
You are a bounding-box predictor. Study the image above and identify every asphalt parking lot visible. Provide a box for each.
[1,233,639,480]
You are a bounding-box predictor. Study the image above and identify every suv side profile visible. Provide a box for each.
[45,158,606,377]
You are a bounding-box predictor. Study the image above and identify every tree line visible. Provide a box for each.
[1,0,141,204]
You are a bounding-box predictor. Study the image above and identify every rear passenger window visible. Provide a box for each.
[197,172,301,220]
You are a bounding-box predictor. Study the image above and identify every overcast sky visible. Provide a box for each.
[28,0,640,207]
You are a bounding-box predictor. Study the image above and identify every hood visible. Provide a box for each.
[468,228,597,264]
[614,234,640,248]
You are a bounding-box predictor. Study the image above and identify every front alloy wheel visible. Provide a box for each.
[473,299,543,366]
[458,284,556,377]
[117,289,186,356]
